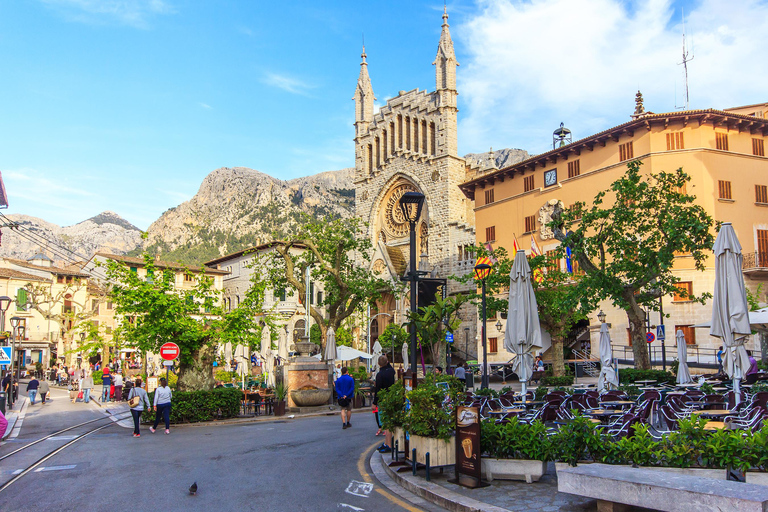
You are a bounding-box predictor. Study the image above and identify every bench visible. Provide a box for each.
[558,463,768,512]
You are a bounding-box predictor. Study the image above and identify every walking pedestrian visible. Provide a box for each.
[717,346,724,374]
[113,373,123,402]
[26,377,40,405]
[38,379,50,404]
[150,377,173,435]
[128,378,151,438]
[335,367,355,429]
[374,355,396,452]
[101,369,112,403]
[81,372,94,403]
[454,363,466,389]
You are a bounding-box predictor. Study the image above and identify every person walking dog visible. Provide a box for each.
[128,378,151,438]
[150,377,173,435]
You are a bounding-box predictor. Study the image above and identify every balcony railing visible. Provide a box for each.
[743,251,768,270]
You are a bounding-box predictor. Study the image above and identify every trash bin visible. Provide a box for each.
[0,391,6,415]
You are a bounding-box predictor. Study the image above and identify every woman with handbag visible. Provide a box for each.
[150,377,173,435]
[128,378,151,438]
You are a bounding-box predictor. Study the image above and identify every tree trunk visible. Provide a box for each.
[177,344,216,391]
[627,310,651,370]
[761,332,768,365]
[551,336,566,377]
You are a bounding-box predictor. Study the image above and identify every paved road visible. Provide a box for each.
[1,385,441,512]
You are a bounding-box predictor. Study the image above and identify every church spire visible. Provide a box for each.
[433,6,458,101]
[353,45,374,138]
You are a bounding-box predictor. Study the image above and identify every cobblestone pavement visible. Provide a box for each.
[423,463,597,511]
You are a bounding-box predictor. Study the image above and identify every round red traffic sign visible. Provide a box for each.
[160,342,180,360]
[646,332,655,344]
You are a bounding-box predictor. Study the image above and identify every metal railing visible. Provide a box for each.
[572,348,600,377]
[743,251,768,269]
[613,344,719,368]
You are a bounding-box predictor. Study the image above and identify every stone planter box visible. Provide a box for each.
[408,434,455,467]
[482,458,547,483]
[555,462,768,485]
[290,388,331,407]
[392,427,406,451]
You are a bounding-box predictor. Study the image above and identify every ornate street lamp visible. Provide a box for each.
[495,319,503,332]
[597,310,606,324]
[474,260,492,389]
[399,191,425,388]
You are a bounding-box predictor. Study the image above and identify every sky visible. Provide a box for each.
[1,0,766,230]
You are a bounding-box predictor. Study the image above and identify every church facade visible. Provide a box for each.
[353,9,478,361]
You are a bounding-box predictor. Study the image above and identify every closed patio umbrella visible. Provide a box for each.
[371,340,382,375]
[675,329,694,385]
[710,223,752,406]
[278,328,289,360]
[597,323,619,392]
[402,341,409,372]
[504,250,542,400]
[324,327,338,362]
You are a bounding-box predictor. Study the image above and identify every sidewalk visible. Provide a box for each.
[2,397,28,440]
[372,451,597,512]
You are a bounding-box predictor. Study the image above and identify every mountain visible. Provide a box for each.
[0,211,142,263]
[140,167,356,264]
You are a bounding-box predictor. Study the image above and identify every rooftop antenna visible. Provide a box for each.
[677,9,694,110]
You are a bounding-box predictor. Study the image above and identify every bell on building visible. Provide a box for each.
[553,122,572,149]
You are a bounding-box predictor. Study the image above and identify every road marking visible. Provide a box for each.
[8,398,30,440]
[339,504,365,511]
[345,480,373,498]
[46,435,79,441]
[357,441,422,512]
[34,465,77,472]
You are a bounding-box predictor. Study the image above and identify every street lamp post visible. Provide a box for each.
[474,261,492,389]
[80,332,86,370]
[8,316,22,408]
[399,191,425,387]
[0,296,10,346]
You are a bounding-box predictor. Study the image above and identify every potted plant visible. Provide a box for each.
[273,382,288,416]
[403,379,457,466]
[378,381,407,449]
[351,366,370,408]
[480,417,551,482]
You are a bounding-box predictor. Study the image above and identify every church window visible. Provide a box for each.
[368,144,373,173]
[398,115,403,149]
[422,120,428,154]
[414,119,419,153]
[430,122,436,156]
[375,137,381,168]
[405,117,411,150]
[524,175,534,192]
[390,122,396,153]
[383,130,388,161]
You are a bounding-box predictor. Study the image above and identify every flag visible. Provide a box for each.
[485,242,498,264]
[530,234,544,284]
[566,246,573,273]
[512,235,521,257]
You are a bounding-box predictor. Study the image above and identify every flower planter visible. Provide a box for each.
[392,427,406,451]
[408,434,455,466]
[273,400,286,416]
[482,458,547,483]
[353,395,364,409]
[290,388,331,407]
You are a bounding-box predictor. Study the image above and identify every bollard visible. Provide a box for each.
[394,440,399,462]
[412,449,417,476]
[425,452,431,481]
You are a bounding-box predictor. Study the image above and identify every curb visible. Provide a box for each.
[374,450,510,512]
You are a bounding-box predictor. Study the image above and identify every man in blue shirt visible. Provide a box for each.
[101,370,113,402]
[334,367,355,429]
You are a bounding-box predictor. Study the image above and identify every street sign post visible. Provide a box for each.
[646,332,655,344]
[445,332,454,343]
[159,342,180,381]
[0,346,11,368]
[656,325,666,341]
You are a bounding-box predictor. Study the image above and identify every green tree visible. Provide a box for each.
[267,215,391,354]
[409,294,468,369]
[550,161,715,369]
[377,323,408,358]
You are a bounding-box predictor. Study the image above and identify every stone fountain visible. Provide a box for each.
[282,337,334,411]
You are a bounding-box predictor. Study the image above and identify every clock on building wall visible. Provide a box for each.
[544,169,557,187]
[383,183,418,239]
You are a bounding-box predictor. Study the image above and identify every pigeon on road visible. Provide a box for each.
[189,482,197,495]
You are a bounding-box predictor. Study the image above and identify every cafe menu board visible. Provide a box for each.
[452,406,486,488]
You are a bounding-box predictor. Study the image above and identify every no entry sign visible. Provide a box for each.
[160,342,180,360]
[646,332,655,344]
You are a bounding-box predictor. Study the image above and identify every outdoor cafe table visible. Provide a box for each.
[586,409,623,424]
[513,400,545,408]
[703,421,728,431]
[489,408,525,419]
[635,380,657,386]
[599,400,635,409]
[675,383,700,388]
[693,409,732,420]
[686,401,728,409]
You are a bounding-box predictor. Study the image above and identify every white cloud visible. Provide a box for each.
[40,0,174,29]
[261,72,316,96]
[457,0,768,155]
[199,102,213,110]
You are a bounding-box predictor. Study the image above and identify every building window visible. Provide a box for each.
[422,120,428,154]
[105,326,113,335]
[673,281,693,302]
[57,275,64,284]
[484,188,495,205]
[756,185,768,204]
[276,288,286,302]
[718,180,732,200]
[486,226,496,242]
[106,301,113,310]
[758,230,768,267]
[375,136,381,168]
[129,266,138,273]
[753,138,765,157]
[619,141,634,161]
[405,117,411,150]
[673,183,687,195]
[488,337,498,353]
[309,282,315,305]
[666,132,685,150]
[524,175,534,192]
[317,291,323,304]
[382,131,388,161]
[716,133,729,151]
[16,288,27,311]
[184,273,194,282]
[567,160,580,178]
[430,122,436,156]
[367,144,373,173]
[524,215,536,233]
[91,299,98,311]
[413,119,419,153]
[675,325,696,345]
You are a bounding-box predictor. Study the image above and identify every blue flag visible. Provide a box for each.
[565,245,573,273]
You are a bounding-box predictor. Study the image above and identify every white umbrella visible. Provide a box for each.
[278,328,289,360]
[261,327,270,359]
[597,323,619,392]
[324,327,338,361]
[676,329,694,385]
[402,341,409,372]
[371,340,383,375]
[335,345,373,361]
[224,342,233,370]
[504,250,542,399]
[265,349,276,387]
[710,223,752,406]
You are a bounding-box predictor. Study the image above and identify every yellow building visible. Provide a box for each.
[460,100,768,368]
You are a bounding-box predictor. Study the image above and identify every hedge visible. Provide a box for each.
[541,375,574,387]
[140,388,241,424]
